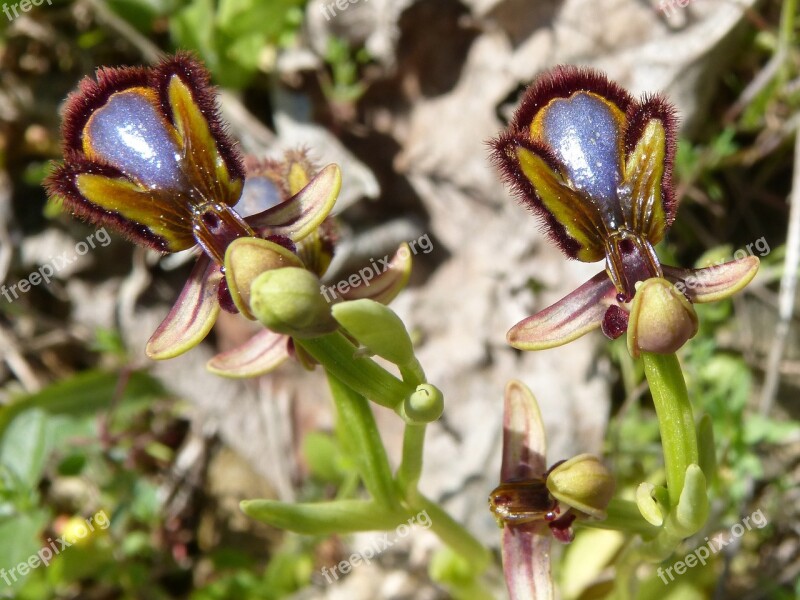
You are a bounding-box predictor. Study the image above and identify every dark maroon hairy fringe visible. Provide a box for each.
[623,94,679,226]
[490,65,679,257]
[153,52,246,186]
[489,66,636,259]
[509,65,634,134]
[45,53,247,252]
[490,132,582,259]
[44,159,172,252]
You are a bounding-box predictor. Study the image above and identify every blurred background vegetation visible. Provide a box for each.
[0,0,798,598]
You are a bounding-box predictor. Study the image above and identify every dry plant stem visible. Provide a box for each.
[759,126,800,413]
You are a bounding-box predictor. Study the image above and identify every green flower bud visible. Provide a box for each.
[545,454,615,520]
[224,237,303,319]
[250,267,337,338]
[332,299,415,366]
[402,383,444,423]
[627,278,699,358]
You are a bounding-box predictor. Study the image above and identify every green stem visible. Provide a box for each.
[396,424,426,499]
[327,373,401,510]
[399,358,426,386]
[577,498,659,538]
[412,494,491,572]
[642,353,698,507]
[298,332,415,410]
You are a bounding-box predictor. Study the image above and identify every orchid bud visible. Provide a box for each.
[627,278,699,358]
[224,237,303,319]
[402,383,444,423]
[545,454,615,520]
[250,267,336,338]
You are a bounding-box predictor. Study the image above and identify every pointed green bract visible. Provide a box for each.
[672,464,709,537]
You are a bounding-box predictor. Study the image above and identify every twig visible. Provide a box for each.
[0,325,42,392]
[758,127,800,414]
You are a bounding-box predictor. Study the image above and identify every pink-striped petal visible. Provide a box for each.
[502,380,547,482]
[500,381,554,600]
[502,525,555,600]
[206,329,290,378]
[340,243,412,305]
[507,271,617,351]
[246,164,341,242]
[662,256,759,304]
[146,256,222,359]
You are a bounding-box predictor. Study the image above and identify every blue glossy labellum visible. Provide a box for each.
[45,53,249,263]
[491,66,678,300]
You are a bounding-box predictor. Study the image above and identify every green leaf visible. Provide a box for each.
[0,510,49,591]
[743,414,799,445]
[0,370,166,440]
[240,499,407,535]
[0,409,48,489]
[217,0,303,40]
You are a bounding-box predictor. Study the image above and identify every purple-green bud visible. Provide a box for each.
[250,267,337,338]
[545,454,615,520]
[627,278,699,358]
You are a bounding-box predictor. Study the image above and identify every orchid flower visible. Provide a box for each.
[45,53,411,376]
[489,381,614,599]
[491,66,759,354]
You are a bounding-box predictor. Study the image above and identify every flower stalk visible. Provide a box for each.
[641,352,699,507]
